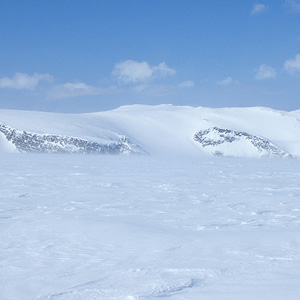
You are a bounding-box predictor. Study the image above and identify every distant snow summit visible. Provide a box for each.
[0,105,299,158]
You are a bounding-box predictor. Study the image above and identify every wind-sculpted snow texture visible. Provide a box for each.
[194,127,288,157]
[0,123,142,155]
[1,154,300,300]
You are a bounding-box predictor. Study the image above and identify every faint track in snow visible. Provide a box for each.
[140,278,201,299]
[38,277,108,300]
[37,268,213,300]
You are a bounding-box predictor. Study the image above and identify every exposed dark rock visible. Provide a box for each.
[194,127,288,157]
[0,123,144,155]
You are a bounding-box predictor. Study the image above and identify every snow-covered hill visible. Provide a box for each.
[0,105,300,157]
[194,127,288,158]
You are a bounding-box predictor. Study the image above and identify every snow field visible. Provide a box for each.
[1,154,300,299]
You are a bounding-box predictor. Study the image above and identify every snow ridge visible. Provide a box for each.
[0,123,143,155]
[194,127,288,157]
[1,105,300,158]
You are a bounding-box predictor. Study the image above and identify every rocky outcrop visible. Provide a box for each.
[194,127,288,157]
[0,123,143,155]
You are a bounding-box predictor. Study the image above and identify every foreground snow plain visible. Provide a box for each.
[1,153,300,300]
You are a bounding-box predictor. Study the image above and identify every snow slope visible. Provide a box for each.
[0,105,300,157]
[0,131,17,153]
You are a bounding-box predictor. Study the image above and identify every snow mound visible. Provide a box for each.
[194,127,289,158]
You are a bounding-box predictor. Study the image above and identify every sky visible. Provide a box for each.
[0,0,300,113]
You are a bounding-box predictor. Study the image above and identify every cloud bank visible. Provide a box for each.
[0,73,53,90]
[48,60,179,99]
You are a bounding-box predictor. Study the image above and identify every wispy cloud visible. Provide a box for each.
[153,62,176,77]
[218,76,234,85]
[284,54,300,74]
[0,72,53,90]
[131,83,176,96]
[251,4,267,15]
[285,0,300,12]
[49,82,113,99]
[179,80,195,88]
[112,60,176,83]
[255,64,277,80]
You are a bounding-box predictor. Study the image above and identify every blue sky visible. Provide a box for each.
[0,0,300,113]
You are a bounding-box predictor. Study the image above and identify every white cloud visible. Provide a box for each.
[113,60,152,83]
[63,82,94,92]
[179,80,195,88]
[112,60,176,83]
[284,54,300,74]
[0,72,53,90]
[218,76,233,85]
[153,62,176,77]
[255,64,277,80]
[50,82,110,99]
[251,4,267,15]
[286,0,300,12]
